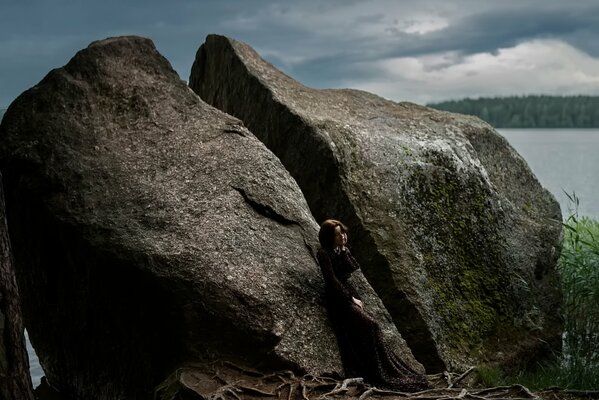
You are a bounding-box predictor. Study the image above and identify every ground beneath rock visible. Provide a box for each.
[154,361,598,400]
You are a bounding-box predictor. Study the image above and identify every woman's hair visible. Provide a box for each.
[319,219,348,250]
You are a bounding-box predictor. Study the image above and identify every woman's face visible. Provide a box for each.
[334,225,348,247]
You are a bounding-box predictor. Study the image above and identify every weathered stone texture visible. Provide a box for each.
[190,34,563,372]
[0,36,421,399]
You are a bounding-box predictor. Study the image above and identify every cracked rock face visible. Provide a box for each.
[190,34,564,372]
[0,36,420,399]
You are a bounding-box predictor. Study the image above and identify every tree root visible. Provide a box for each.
[320,377,365,398]
[449,368,475,389]
[154,361,585,400]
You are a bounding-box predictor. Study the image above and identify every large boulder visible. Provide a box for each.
[190,35,563,372]
[0,173,35,400]
[0,36,421,399]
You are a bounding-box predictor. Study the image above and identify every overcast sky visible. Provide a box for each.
[2,0,599,107]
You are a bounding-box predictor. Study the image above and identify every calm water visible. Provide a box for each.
[26,331,43,387]
[499,129,599,220]
[24,129,599,387]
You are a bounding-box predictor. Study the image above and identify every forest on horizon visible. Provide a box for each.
[428,95,599,128]
[3,95,599,128]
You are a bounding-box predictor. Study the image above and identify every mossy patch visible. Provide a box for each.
[401,150,513,357]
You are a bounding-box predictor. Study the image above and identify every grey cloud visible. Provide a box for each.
[2,0,599,106]
[300,2,599,64]
[417,4,599,57]
[0,0,275,105]
[262,1,599,93]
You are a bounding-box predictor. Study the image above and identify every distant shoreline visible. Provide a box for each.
[499,128,599,221]
[428,95,599,128]
[5,94,599,129]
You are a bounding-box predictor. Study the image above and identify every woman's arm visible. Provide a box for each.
[317,249,354,303]
[341,248,361,273]
[341,248,363,303]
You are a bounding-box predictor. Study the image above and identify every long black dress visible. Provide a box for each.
[317,247,430,392]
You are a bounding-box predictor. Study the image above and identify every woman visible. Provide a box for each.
[317,219,430,392]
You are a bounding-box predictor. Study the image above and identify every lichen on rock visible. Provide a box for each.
[190,34,563,373]
[0,36,420,399]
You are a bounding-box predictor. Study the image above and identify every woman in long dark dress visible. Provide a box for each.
[316,219,430,392]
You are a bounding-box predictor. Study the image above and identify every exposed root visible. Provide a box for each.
[236,384,276,396]
[320,377,364,397]
[223,361,265,377]
[357,387,405,400]
[154,361,586,400]
[300,382,310,400]
[449,368,475,389]
[444,372,453,388]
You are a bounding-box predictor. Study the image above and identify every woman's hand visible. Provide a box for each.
[334,244,347,254]
[352,297,363,309]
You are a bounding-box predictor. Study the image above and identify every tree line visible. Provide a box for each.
[427,95,599,128]
[5,95,599,128]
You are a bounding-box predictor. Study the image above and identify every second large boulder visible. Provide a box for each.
[190,34,563,372]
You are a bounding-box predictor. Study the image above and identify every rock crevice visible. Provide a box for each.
[0,35,422,399]
[190,34,563,372]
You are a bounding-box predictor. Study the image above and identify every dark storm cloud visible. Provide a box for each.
[411,3,599,57]
[0,0,274,106]
[1,0,599,106]
[281,1,599,88]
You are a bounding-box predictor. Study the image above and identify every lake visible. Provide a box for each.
[498,129,599,220]
[24,128,599,387]
[25,331,43,387]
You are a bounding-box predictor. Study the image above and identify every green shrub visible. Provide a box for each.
[482,194,599,390]
[557,192,599,389]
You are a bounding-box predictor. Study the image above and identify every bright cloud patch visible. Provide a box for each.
[346,39,599,104]
[256,1,451,37]
[219,0,452,68]
[393,17,449,35]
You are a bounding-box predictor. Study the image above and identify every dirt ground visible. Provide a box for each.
[154,361,599,400]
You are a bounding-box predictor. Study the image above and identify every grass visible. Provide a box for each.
[556,193,599,389]
[477,193,599,390]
